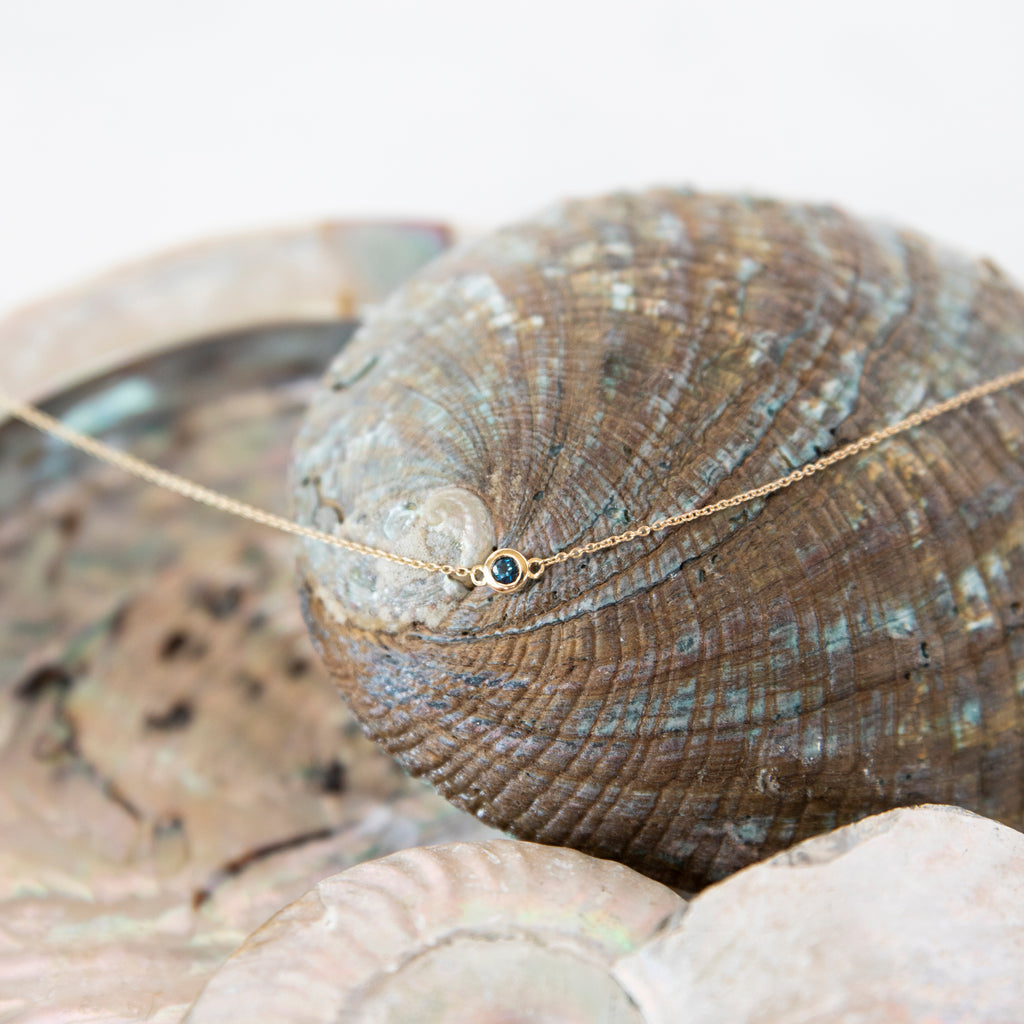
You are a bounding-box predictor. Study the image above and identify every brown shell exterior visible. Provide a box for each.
[293,190,1024,891]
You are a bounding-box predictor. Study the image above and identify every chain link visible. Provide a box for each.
[3,363,1023,584]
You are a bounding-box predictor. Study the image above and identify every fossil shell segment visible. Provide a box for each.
[187,808,1024,1024]
[184,839,684,1024]
[617,805,1024,1024]
[293,189,1024,891]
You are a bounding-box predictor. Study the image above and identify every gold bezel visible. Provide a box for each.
[483,548,529,593]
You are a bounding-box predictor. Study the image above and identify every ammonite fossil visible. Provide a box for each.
[292,189,1024,891]
[186,808,1024,1024]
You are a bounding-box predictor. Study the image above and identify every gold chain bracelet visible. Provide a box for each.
[3,364,1023,593]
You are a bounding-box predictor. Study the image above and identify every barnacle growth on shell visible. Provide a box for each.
[292,189,1024,891]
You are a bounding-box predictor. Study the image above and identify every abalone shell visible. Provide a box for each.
[293,190,1024,890]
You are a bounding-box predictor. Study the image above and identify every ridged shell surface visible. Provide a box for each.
[293,190,1024,890]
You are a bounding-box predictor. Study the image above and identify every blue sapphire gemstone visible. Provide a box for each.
[491,555,521,586]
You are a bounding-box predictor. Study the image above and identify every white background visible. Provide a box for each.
[1,0,1022,314]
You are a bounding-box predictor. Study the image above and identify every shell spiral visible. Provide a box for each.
[292,190,1024,890]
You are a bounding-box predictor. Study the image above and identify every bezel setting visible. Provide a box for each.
[469,548,544,593]
[483,548,529,592]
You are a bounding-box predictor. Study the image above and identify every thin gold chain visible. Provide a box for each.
[539,365,1024,569]
[2,364,1023,590]
[0,393,473,580]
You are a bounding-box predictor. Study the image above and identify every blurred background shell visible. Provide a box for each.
[294,188,1024,891]
[0,221,504,1023]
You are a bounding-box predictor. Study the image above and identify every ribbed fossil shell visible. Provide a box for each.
[185,809,1024,1024]
[293,189,1024,891]
[185,839,683,1024]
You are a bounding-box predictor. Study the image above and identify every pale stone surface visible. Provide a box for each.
[617,804,1024,1024]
